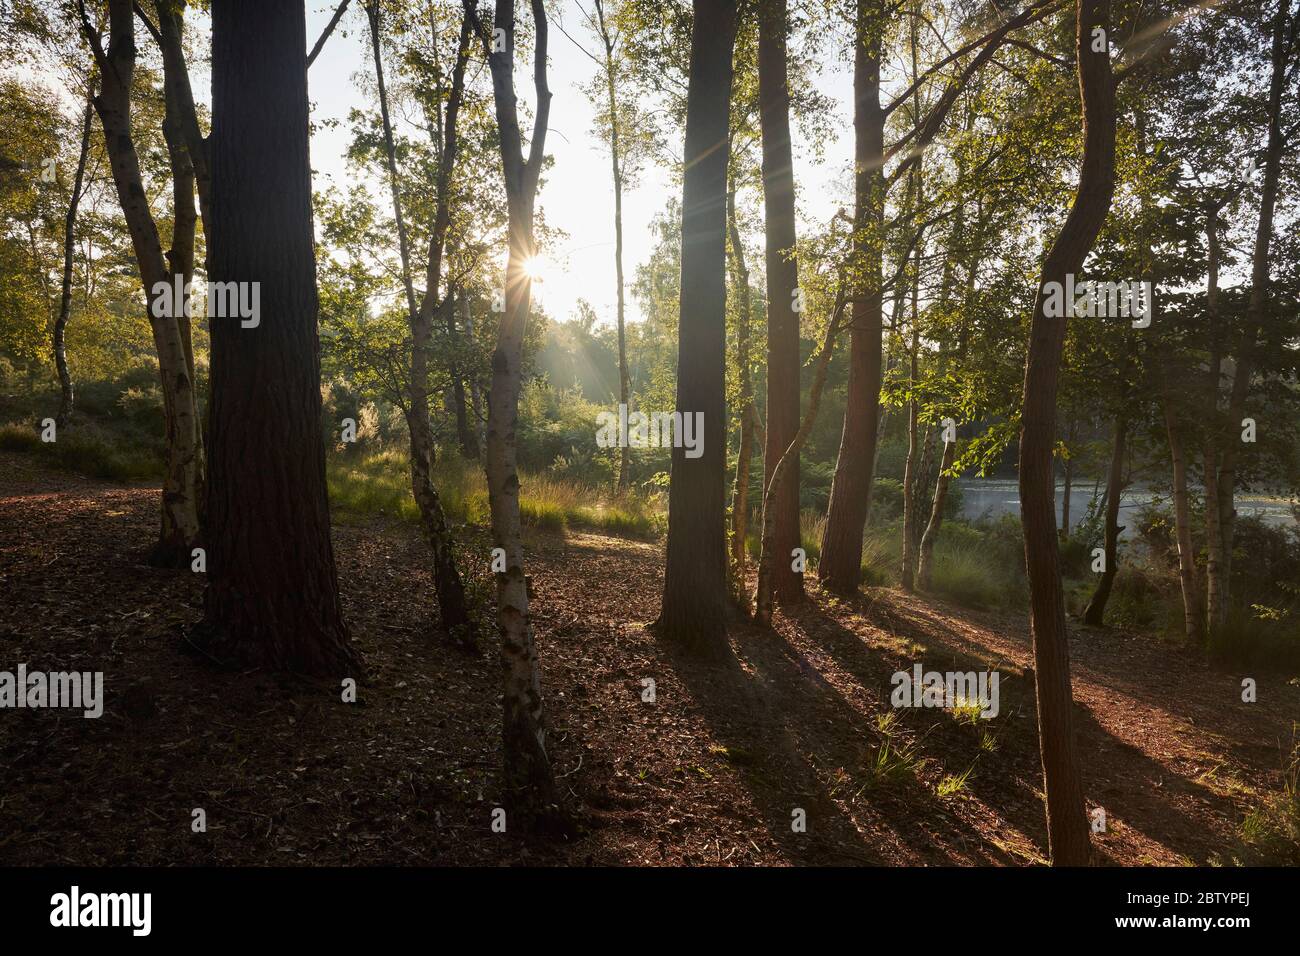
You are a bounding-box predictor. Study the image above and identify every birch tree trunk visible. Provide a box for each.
[367,1,473,641]
[469,0,562,821]
[79,0,202,568]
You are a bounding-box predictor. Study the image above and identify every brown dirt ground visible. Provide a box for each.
[1,450,1296,866]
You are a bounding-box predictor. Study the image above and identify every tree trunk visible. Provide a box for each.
[1206,0,1292,635]
[80,0,202,568]
[472,0,562,822]
[1060,416,1075,537]
[200,0,356,674]
[1017,0,1115,866]
[757,0,803,603]
[654,0,737,650]
[367,1,474,641]
[155,0,210,241]
[596,0,632,492]
[1083,415,1125,625]
[54,94,94,429]
[727,185,757,609]
[755,284,848,625]
[1202,206,1225,634]
[449,289,479,459]
[1162,396,1203,643]
[916,433,956,591]
[819,1,885,594]
[901,275,920,592]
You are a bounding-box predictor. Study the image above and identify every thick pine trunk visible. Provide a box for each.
[54,95,93,428]
[654,0,737,649]
[819,4,884,594]
[757,0,803,603]
[201,0,356,674]
[1083,415,1125,626]
[1018,0,1115,866]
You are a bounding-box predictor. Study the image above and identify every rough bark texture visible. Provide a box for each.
[1017,0,1115,867]
[819,2,884,594]
[54,95,94,429]
[754,283,847,625]
[1083,414,1125,625]
[470,0,562,823]
[757,0,803,603]
[654,0,736,650]
[80,0,202,568]
[200,0,356,675]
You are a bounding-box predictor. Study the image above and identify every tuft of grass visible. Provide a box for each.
[937,763,975,798]
[1,420,162,481]
[1235,727,1300,864]
[858,710,923,793]
[951,696,985,726]
[327,447,660,538]
[0,423,43,453]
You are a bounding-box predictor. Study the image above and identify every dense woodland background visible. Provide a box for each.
[0,0,1298,866]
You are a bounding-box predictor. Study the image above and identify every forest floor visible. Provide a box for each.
[1,450,1297,866]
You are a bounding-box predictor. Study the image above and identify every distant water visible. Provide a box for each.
[954,479,1297,540]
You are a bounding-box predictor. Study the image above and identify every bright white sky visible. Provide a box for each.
[302,0,857,328]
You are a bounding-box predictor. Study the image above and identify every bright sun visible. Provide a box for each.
[522,256,546,282]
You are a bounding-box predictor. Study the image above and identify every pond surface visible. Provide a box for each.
[954,479,1297,540]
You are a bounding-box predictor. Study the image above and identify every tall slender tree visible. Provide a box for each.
[364,0,474,644]
[757,0,803,603]
[78,0,202,567]
[465,0,562,822]
[820,0,885,593]
[654,0,738,650]
[53,91,93,428]
[1017,0,1116,866]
